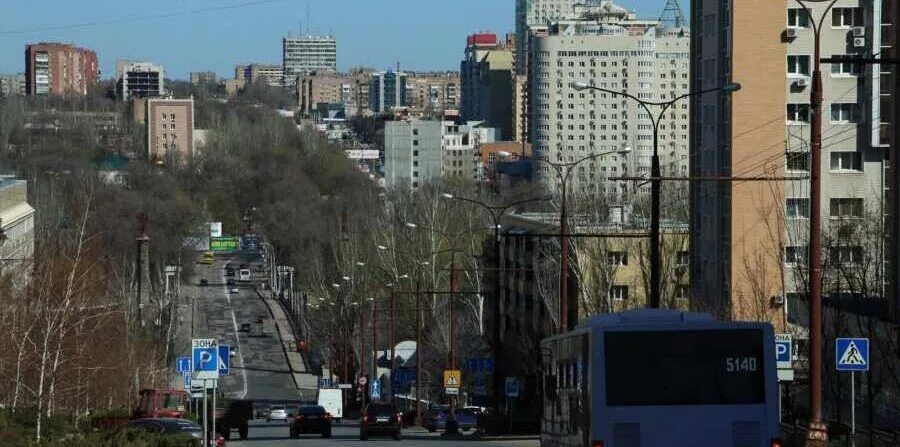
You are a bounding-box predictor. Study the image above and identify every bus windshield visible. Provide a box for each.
[604,329,765,406]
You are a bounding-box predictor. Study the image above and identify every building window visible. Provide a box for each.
[608,251,628,266]
[830,152,862,171]
[788,8,810,28]
[830,56,860,76]
[413,140,419,146]
[787,104,810,123]
[786,198,810,219]
[830,103,859,123]
[787,55,811,76]
[677,251,689,267]
[609,285,629,301]
[413,129,419,136]
[830,198,863,218]
[786,152,810,172]
[785,246,806,265]
[832,7,863,28]
[829,246,863,265]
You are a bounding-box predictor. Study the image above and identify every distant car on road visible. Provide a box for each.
[225,269,235,277]
[200,279,208,286]
[289,405,332,438]
[266,405,289,423]
[239,269,251,282]
[360,402,402,440]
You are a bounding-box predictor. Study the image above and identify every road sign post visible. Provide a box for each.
[218,345,230,376]
[443,370,461,394]
[774,333,793,422]
[836,337,869,446]
[192,339,219,380]
[177,357,192,374]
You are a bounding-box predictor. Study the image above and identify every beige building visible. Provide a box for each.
[405,72,460,115]
[460,34,515,139]
[297,71,371,116]
[282,35,337,86]
[146,98,195,164]
[235,64,284,87]
[690,0,888,331]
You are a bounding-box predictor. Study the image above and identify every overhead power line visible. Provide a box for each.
[0,0,292,36]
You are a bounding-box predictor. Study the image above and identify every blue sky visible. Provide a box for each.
[0,0,676,80]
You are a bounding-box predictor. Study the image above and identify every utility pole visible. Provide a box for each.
[415,279,423,426]
[446,256,460,435]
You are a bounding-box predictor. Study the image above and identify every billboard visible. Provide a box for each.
[209,222,222,238]
[210,237,239,251]
[345,150,380,160]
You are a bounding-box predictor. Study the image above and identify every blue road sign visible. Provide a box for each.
[775,335,792,364]
[371,380,381,399]
[836,338,869,371]
[183,373,191,390]
[319,378,332,388]
[218,345,230,376]
[192,339,219,379]
[473,376,487,396]
[465,358,494,373]
[177,357,192,373]
[505,377,520,398]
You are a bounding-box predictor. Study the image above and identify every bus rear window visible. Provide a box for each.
[604,329,765,406]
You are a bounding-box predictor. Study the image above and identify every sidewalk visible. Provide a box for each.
[256,287,319,395]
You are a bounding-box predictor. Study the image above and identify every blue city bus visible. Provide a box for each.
[540,309,781,447]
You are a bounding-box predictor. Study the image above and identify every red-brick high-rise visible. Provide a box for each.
[25,43,99,96]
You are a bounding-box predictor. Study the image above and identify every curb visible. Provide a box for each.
[255,287,303,393]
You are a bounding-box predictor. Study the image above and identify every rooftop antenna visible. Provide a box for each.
[306,0,310,35]
[658,0,687,28]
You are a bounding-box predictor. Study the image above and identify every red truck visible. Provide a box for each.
[132,389,190,419]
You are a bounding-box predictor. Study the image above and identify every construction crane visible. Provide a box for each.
[658,0,687,28]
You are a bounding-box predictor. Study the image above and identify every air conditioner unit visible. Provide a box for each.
[793,78,809,88]
[852,26,866,37]
[785,28,799,39]
[853,37,866,48]
[772,295,786,306]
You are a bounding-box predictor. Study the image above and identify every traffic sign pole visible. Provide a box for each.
[212,381,217,443]
[851,371,856,447]
[202,381,208,447]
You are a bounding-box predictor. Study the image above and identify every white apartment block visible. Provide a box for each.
[515,0,580,74]
[384,120,499,189]
[283,35,337,86]
[530,12,690,197]
[781,1,886,307]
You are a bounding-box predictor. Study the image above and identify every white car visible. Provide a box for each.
[266,405,289,423]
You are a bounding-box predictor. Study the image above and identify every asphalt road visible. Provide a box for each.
[178,253,301,401]
[228,420,540,447]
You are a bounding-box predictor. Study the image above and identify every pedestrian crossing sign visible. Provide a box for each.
[443,370,461,389]
[836,338,869,371]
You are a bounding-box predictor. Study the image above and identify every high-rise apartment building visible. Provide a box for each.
[234,64,284,87]
[530,5,690,197]
[461,33,515,139]
[146,98,195,164]
[25,43,98,96]
[116,61,165,101]
[282,35,337,86]
[515,0,580,75]
[690,0,887,327]
[369,71,407,114]
[190,71,217,85]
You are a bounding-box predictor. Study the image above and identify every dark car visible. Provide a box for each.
[289,405,332,438]
[225,269,235,277]
[125,418,225,446]
[424,407,478,432]
[360,402,401,440]
[239,264,248,269]
[200,279,209,286]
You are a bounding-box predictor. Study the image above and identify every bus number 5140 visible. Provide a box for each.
[725,357,758,373]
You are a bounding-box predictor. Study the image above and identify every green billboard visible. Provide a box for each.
[210,236,239,251]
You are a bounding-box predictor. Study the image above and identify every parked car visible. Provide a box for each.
[360,402,402,440]
[200,279,208,286]
[266,405,289,423]
[226,279,238,293]
[289,405,332,438]
[225,269,235,277]
[423,406,478,432]
[125,418,225,446]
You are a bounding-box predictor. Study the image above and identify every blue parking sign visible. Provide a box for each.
[218,345,230,376]
[192,339,219,379]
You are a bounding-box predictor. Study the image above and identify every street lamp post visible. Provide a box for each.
[573,80,741,309]
[532,148,632,332]
[795,1,838,443]
[440,194,551,411]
